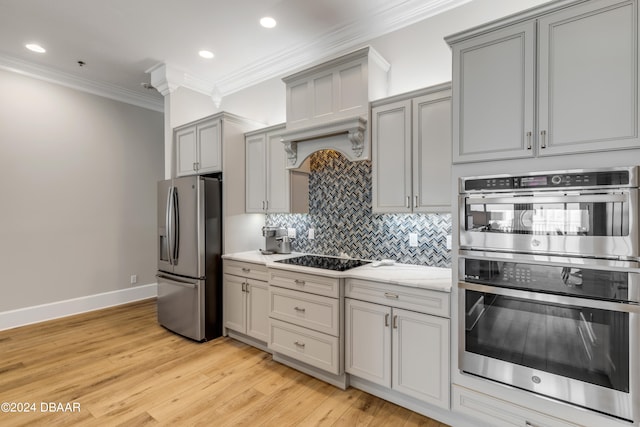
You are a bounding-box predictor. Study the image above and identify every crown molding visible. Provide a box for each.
[0,54,164,112]
[148,0,470,103]
[214,0,471,96]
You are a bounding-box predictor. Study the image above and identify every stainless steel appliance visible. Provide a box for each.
[458,167,640,422]
[262,226,289,254]
[157,175,222,341]
[459,167,639,260]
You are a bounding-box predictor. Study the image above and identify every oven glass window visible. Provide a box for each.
[465,200,628,236]
[465,290,629,392]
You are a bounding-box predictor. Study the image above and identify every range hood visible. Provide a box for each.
[281,47,389,169]
[281,116,368,168]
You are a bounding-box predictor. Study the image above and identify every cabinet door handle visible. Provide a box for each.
[393,315,398,329]
[294,279,305,286]
[526,131,532,149]
[294,341,306,348]
[540,130,547,149]
[193,162,197,171]
[294,306,306,313]
[245,284,250,293]
[525,422,540,427]
[241,282,246,292]
[384,292,399,299]
[262,200,265,210]
[406,196,410,209]
[385,313,390,327]
[414,195,418,209]
[265,200,269,211]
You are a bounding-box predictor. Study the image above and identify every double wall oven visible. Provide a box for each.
[458,167,640,422]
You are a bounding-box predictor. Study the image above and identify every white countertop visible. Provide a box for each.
[222,251,452,292]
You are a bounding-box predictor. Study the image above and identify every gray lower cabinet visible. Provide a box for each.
[453,385,580,427]
[371,84,451,213]
[222,260,269,343]
[345,279,450,409]
[449,0,640,163]
[268,268,344,381]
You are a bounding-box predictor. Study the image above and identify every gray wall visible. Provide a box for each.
[0,69,164,312]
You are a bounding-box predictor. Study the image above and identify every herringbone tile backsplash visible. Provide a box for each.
[266,150,452,268]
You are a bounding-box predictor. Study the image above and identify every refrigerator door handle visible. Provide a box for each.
[171,186,180,264]
[165,186,173,265]
[156,274,197,288]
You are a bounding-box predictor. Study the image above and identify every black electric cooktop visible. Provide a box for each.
[275,255,370,272]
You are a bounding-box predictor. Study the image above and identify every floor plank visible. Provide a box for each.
[0,299,450,426]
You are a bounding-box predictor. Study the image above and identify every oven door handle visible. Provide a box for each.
[465,193,629,205]
[459,281,640,313]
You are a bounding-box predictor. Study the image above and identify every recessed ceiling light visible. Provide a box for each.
[25,43,46,53]
[260,16,277,28]
[198,50,214,59]
[199,50,214,59]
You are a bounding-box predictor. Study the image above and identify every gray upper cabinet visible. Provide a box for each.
[245,124,309,214]
[372,84,452,213]
[537,0,638,156]
[449,0,639,163]
[412,90,452,213]
[451,22,535,163]
[175,117,222,176]
[372,99,412,213]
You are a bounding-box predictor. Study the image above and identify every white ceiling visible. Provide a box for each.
[0,0,471,111]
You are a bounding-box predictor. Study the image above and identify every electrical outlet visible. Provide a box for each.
[287,228,296,238]
[130,275,138,285]
[446,235,452,250]
[308,228,315,240]
[409,233,418,247]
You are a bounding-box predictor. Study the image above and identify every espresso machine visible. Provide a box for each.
[262,226,291,254]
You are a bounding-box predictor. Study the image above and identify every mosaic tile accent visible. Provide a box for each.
[266,150,452,268]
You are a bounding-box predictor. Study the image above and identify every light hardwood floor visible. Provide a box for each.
[0,299,450,426]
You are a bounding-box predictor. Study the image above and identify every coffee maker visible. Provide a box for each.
[262,226,291,254]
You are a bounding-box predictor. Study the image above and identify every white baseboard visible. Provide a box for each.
[0,283,157,331]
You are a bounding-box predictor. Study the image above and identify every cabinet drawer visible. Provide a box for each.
[269,268,340,298]
[269,318,340,375]
[224,260,268,282]
[269,287,339,336]
[453,385,579,427]
[345,279,449,318]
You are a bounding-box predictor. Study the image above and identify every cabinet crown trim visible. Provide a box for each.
[445,0,590,45]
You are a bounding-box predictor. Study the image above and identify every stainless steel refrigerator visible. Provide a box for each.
[157,175,222,341]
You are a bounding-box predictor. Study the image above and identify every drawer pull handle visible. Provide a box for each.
[294,341,306,348]
[384,292,399,299]
[242,267,250,273]
[294,306,306,313]
[294,279,305,286]
[385,313,390,327]
[525,422,539,427]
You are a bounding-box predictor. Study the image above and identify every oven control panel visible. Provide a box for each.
[501,264,532,284]
[462,168,632,192]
